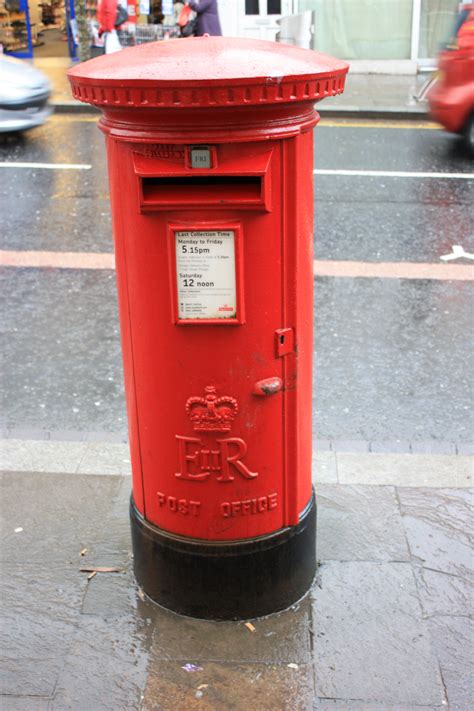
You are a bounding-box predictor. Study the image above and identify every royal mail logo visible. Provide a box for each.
[176,385,257,482]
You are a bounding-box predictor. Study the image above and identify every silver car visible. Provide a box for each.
[0,54,52,132]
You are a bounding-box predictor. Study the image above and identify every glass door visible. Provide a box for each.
[239,0,297,41]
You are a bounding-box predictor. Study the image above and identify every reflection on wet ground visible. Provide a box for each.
[3,470,472,708]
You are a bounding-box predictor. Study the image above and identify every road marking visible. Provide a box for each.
[313,169,474,179]
[313,259,474,281]
[4,157,470,180]
[2,163,469,179]
[1,250,473,281]
[50,114,99,123]
[0,162,92,170]
[440,245,474,262]
[319,119,440,130]
[0,250,115,269]
[50,114,441,130]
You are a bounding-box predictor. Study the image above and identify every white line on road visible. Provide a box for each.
[313,169,474,179]
[0,162,92,170]
[1,164,471,179]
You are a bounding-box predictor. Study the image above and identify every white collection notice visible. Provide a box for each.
[175,230,237,320]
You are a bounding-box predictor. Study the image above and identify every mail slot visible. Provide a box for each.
[141,176,263,208]
[68,37,348,620]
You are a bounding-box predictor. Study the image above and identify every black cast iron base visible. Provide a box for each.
[130,492,316,620]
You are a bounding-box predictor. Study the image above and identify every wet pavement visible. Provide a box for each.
[1,465,472,709]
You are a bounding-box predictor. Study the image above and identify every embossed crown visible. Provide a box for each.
[186,386,238,432]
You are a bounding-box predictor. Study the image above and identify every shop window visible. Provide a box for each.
[311,0,412,60]
[245,0,259,15]
[268,0,282,14]
[419,0,458,58]
[0,0,31,55]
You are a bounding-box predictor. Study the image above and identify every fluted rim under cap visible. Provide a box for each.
[68,36,349,110]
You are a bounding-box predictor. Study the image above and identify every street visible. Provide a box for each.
[1,115,473,449]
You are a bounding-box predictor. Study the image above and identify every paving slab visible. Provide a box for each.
[0,699,52,710]
[313,452,338,484]
[315,484,409,562]
[0,471,121,564]
[77,441,131,476]
[51,611,150,711]
[337,453,473,487]
[142,661,315,711]
[397,487,474,617]
[428,616,474,711]
[0,439,87,474]
[150,597,313,665]
[0,563,87,697]
[0,439,131,476]
[311,561,445,706]
[314,701,443,710]
[83,476,133,566]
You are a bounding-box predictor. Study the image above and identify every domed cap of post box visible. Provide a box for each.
[68,36,348,110]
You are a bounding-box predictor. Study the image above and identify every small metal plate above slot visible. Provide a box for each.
[275,328,295,357]
[190,146,212,169]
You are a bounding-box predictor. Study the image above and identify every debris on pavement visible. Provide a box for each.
[181,663,203,673]
[14,527,23,533]
[79,566,123,573]
[87,571,97,580]
[245,622,256,632]
[287,663,299,670]
[79,548,88,556]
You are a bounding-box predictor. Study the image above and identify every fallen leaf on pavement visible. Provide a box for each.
[80,567,122,573]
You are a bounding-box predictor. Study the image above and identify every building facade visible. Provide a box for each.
[218,0,460,69]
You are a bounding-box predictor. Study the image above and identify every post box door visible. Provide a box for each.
[111,139,305,542]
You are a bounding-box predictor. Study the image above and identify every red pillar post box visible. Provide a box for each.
[68,38,348,620]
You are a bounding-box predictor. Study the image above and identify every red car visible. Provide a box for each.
[428,2,474,154]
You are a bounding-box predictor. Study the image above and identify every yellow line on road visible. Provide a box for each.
[1,250,472,281]
[50,114,99,123]
[50,114,440,129]
[318,118,440,129]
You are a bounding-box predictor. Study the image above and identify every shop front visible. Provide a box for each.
[0,0,182,59]
[0,0,463,67]
[221,0,461,69]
